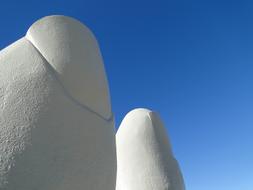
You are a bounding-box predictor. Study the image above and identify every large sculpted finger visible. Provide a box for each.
[0,16,116,190]
[116,108,185,190]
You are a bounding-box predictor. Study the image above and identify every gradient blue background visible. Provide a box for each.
[0,0,252,189]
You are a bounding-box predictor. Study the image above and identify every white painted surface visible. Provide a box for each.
[0,15,185,190]
[0,16,116,190]
[116,108,185,190]
[26,15,111,120]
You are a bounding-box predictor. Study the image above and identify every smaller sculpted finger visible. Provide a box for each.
[116,108,185,190]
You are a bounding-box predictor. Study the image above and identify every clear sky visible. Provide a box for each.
[0,0,252,189]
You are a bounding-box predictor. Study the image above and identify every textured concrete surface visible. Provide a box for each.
[0,15,185,190]
[0,16,116,190]
[26,15,111,120]
[116,108,185,190]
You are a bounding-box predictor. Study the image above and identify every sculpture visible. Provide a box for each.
[0,15,184,190]
[116,108,185,190]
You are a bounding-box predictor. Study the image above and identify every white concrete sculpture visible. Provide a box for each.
[0,15,184,190]
[116,109,185,190]
[0,16,116,190]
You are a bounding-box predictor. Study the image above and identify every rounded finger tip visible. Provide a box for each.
[26,15,112,119]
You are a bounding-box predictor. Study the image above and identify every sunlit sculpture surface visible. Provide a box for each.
[0,16,184,190]
[116,108,185,190]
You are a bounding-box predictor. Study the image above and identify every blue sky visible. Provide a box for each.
[0,0,252,189]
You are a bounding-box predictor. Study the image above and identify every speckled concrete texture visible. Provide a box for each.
[0,15,184,190]
[116,108,185,190]
[0,16,116,190]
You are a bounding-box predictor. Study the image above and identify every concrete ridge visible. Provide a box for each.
[26,15,112,120]
[26,37,113,122]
